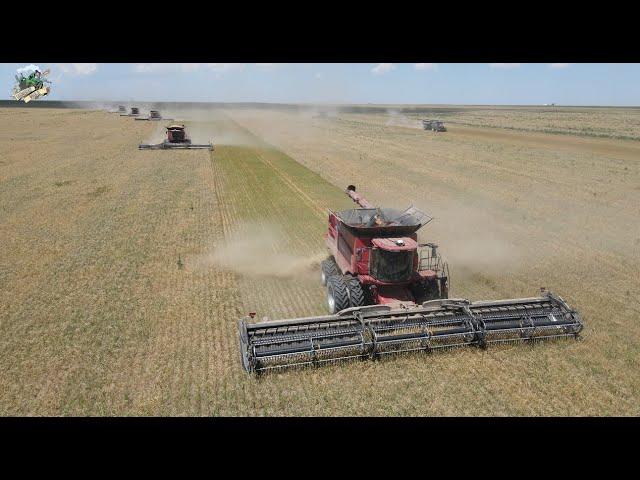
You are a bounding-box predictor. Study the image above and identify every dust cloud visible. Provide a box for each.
[189,223,326,281]
[415,199,524,276]
[131,106,263,147]
[220,109,526,278]
[385,109,422,129]
[145,121,168,143]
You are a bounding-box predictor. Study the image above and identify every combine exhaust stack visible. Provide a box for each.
[239,290,583,373]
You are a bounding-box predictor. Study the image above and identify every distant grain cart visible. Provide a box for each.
[135,110,173,121]
[422,119,447,132]
[138,124,213,151]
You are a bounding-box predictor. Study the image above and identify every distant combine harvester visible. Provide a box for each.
[422,119,447,132]
[138,124,213,151]
[135,110,173,121]
[121,107,140,117]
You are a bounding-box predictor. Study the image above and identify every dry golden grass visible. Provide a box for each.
[1,106,638,416]
[0,109,236,414]
[341,105,640,140]
[224,107,640,415]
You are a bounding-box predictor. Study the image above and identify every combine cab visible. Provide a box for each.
[238,185,583,373]
[135,110,173,121]
[138,124,214,150]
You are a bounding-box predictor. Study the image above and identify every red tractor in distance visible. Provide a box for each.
[320,185,448,313]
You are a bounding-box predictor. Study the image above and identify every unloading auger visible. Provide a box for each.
[238,185,583,373]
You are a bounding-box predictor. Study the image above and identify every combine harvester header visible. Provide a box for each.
[238,185,583,373]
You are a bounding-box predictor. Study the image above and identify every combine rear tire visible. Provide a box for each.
[345,275,366,307]
[326,275,350,314]
[321,258,339,286]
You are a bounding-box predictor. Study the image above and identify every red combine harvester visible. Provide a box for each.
[321,185,448,313]
[138,124,213,150]
[238,185,583,373]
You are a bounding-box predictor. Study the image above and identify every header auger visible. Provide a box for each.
[238,185,583,373]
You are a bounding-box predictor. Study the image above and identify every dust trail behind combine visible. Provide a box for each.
[190,223,325,282]
[385,109,422,129]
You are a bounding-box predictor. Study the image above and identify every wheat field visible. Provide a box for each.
[1,106,638,415]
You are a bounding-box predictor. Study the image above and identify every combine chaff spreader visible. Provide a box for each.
[238,185,583,373]
[138,124,213,151]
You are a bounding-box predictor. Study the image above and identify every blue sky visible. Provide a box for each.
[3,63,640,105]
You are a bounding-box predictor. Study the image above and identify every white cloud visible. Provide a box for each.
[134,63,201,73]
[371,63,395,75]
[254,63,280,71]
[205,63,245,73]
[57,63,98,75]
[133,63,244,74]
[315,72,323,79]
[17,64,41,75]
[549,63,570,69]
[414,63,437,71]
[489,63,521,69]
[134,63,174,73]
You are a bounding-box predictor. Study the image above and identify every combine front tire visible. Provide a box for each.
[345,276,366,307]
[326,275,350,314]
[321,258,339,286]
